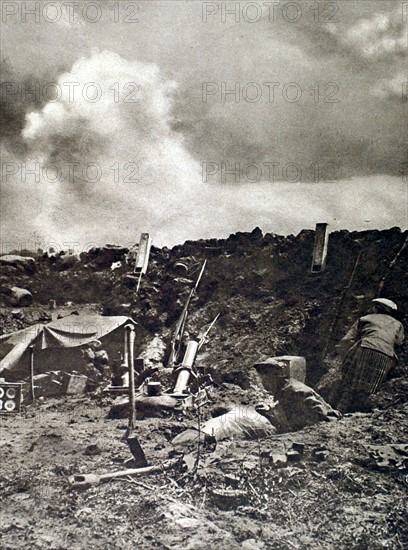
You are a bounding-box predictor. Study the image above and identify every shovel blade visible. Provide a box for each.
[126,433,148,467]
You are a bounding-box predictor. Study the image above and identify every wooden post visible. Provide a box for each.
[134,233,152,293]
[126,324,136,433]
[136,270,143,293]
[134,233,152,275]
[311,223,330,273]
[29,345,35,403]
[123,326,129,367]
[123,327,147,464]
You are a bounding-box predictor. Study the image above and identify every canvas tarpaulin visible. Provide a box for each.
[0,315,135,377]
[40,315,132,349]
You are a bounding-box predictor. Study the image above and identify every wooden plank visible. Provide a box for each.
[134,233,152,275]
[311,223,330,273]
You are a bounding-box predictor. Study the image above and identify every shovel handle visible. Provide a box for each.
[68,473,101,487]
[100,463,164,481]
[69,459,178,488]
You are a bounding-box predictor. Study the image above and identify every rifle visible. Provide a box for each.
[168,260,207,368]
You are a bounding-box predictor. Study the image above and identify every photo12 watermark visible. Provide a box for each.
[1,2,140,24]
[202,160,340,183]
[402,2,408,22]
[402,82,408,103]
[0,238,135,256]
[1,81,141,105]
[202,81,340,103]
[1,161,140,185]
[201,1,340,24]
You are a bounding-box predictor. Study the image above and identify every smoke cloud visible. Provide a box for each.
[326,8,407,99]
[3,51,203,247]
[328,11,406,60]
[1,50,406,250]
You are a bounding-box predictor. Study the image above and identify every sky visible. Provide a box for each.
[1,0,407,250]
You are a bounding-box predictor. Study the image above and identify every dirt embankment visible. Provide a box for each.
[2,227,407,387]
[0,227,407,549]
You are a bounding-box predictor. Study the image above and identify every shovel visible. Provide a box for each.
[68,459,178,489]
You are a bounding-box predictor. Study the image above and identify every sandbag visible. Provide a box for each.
[280,379,340,430]
[202,405,276,441]
[107,395,179,419]
[172,429,207,448]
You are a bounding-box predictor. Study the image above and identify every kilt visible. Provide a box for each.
[342,346,394,394]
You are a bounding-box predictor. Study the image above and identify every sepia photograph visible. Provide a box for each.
[0,1,407,548]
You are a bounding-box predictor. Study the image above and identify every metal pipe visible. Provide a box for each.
[173,340,198,396]
[168,260,207,368]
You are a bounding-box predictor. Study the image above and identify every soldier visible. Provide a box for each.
[336,298,404,413]
[82,340,105,390]
[256,363,340,433]
[93,343,110,379]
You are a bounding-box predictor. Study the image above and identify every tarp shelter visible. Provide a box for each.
[0,314,140,384]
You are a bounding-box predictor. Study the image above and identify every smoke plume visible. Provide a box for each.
[1,50,406,251]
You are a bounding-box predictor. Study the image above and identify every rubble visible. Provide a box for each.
[364,444,408,470]
[8,287,33,307]
[82,245,129,270]
[312,446,330,461]
[55,253,81,271]
[0,255,36,273]
[211,488,248,510]
[32,372,65,397]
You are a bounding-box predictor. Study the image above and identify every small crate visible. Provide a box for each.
[0,381,23,414]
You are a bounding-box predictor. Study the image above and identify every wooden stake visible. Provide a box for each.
[126,324,136,435]
[136,269,143,293]
[311,223,330,273]
[29,345,35,403]
[123,325,129,367]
